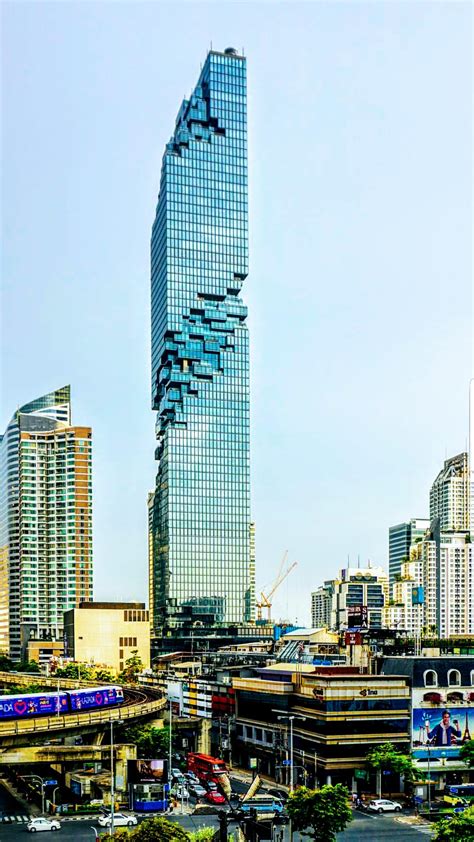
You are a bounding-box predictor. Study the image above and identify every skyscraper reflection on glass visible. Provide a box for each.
[150,49,253,636]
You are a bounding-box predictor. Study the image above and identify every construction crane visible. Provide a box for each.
[256,550,298,622]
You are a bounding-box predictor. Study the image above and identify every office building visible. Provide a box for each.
[64,602,150,675]
[329,566,388,630]
[232,666,410,789]
[311,582,333,628]
[149,48,252,640]
[430,453,470,533]
[0,387,92,660]
[389,519,430,585]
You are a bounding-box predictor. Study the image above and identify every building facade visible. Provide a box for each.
[420,527,473,638]
[381,656,474,789]
[389,519,430,585]
[430,453,470,533]
[329,566,388,631]
[149,48,253,639]
[232,666,410,789]
[311,582,333,629]
[64,602,150,674]
[0,387,92,659]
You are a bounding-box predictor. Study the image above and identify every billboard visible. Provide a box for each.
[128,760,169,784]
[347,606,368,628]
[412,687,473,758]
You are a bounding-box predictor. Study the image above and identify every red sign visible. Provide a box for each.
[345,632,362,646]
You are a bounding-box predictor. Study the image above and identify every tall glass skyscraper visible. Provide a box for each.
[150,48,253,636]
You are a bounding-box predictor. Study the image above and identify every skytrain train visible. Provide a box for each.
[0,685,124,720]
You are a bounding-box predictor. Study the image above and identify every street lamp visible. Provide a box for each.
[22,775,45,815]
[52,786,60,812]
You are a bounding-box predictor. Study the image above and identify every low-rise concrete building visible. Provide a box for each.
[232,665,410,790]
[63,602,150,674]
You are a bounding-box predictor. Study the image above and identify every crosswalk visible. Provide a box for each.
[1,814,30,823]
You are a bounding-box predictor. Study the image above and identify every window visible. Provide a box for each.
[448,669,461,687]
[424,670,438,687]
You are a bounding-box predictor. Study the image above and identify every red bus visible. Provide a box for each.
[187,753,231,797]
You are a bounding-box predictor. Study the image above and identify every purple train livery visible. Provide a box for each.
[0,685,124,720]
[0,692,69,719]
[67,685,124,711]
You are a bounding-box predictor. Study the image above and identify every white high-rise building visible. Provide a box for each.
[430,452,469,532]
[386,558,423,636]
[420,528,473,638]
[311,582,332,628]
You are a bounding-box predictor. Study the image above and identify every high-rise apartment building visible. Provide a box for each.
[149,49,253,638]
[430,452,469,532]
[388,519,430,585]
[311,582,333,628]
[0,387,92,659]
[419,523,473,637]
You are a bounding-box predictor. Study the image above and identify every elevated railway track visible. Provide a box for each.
[0,674,166,745]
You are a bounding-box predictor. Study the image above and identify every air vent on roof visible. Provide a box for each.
[224,47,238,56]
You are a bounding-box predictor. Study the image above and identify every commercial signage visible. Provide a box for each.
[412,586,424,605]
[345,632,362,646]
[128,760,169,784]
[412,686,472,758]
[347,606,368,628]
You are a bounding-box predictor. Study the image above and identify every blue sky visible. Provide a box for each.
[2,2,472,625]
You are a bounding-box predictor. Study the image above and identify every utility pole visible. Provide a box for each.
[273,711,306,842]
[109,719,115,837]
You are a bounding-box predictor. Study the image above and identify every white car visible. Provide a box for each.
[98,812,138,828]
[367,799,402,814]
[171,785,190,799]
[189,784,207,798]
[27,818,61,833]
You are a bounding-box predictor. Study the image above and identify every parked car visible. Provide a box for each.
[98,813,138,828]
[367,799,402,814]
[189,784,207,798]
[27,818,61,833]
[205,790,226,805]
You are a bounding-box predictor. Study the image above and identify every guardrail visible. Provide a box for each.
[0,681,166,737]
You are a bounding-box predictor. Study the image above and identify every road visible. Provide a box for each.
[0,811,435,840]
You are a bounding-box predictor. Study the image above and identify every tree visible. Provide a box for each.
[15,659,40,674]
[126,817,190,841]
[0,654,14,671]
[118,650,144,685]
[459,740,474,768]
[433,805,474,841]
[117,722,172,758]
[366,742,415,795]
[286,784,352,842]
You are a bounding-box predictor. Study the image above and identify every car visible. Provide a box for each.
[171,768,183,779]
[189,784,207,798]
[185,773,200,785]
[27,818,61,833]
[206,781,218,791]
[205,790,226,805]
[97,813,138,828]
[367,799,402,814]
